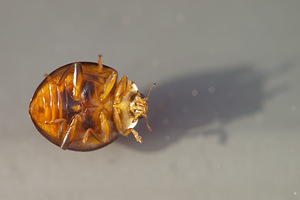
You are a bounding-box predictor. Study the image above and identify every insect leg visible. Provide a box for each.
[122,128,143,143]
[100,70,117,101]
[95,55,118,101]
[81,112,110,144]
[99,112,110,143]
[112,107,124,133]
[97,54,103,71]
[55,63,83,101]
[82,128,100,144]
[113,107,142,143]
[72,63,84,100]
[45,118,65,125]
[60,115,80,150]
[58,119,67,145]
[113,75,128,103]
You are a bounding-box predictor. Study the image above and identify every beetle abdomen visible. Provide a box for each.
[30,81,63,140]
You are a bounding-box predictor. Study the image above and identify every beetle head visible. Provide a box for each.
[129,83,156,131]
[113,80,155,134]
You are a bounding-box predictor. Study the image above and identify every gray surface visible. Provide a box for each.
[1,0,300,199]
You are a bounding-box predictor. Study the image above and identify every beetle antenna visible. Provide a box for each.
[144,115,152,132]
[145,83,156,100]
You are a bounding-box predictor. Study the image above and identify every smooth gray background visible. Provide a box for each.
[1,0,300,199]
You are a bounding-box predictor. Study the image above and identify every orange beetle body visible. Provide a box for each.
[29,56,155,151]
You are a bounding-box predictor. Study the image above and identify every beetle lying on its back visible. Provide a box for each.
[29,55,155,151]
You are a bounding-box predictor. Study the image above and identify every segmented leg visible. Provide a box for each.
[99,112,110,142]
[82,128,101,144]
[44,119,67,143]
[113,107,124,133]
[95,55,118,101]
[72,63,84,100]
[58,119,67,145]
[98,54,103,71]
[60,115,81,150]
[100,70,117,101]
[114,75,128,103]
[45,62,84,101]
[56,63,83,101]
[44,118,67,144]
[113,107,143,143]
[122,128,143,143]
[81,112,111,144]
[44,118,65,125]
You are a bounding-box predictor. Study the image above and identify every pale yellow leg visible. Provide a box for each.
[98,54,103,71]
[72,63,84,100]
[99,112,110,143]
[112,107,124,134]
[100,70,117,101]
[82,128,95,144]
[46,63,83,101]
[81,128,107,144]
[114,75,128,103]
[121,128,143,143]
[81,112,111,144]
[44,118,65,125]
[44,118,67,145]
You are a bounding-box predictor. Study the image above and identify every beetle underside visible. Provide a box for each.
[29,55,155,151]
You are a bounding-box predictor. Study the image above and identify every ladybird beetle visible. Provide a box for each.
[29,55,155,151]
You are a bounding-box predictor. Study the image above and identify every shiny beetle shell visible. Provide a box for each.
[29,56,155,151]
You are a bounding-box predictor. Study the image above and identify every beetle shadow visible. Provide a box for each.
[116,64,287,152]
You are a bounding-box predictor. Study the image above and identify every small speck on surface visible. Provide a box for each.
[208,86,215,93]
[293,192,297,196]
[192,89,198,96]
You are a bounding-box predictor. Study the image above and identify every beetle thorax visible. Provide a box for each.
[129,93,148,121]
[113,78,155,134]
